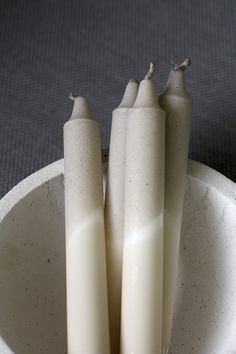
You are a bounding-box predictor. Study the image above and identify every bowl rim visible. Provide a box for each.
[0,159,235,222]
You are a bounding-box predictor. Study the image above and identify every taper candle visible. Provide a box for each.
[121,64,165,354]
[64,96,110,354]
[158,59,192,354]
[105,79,139,354]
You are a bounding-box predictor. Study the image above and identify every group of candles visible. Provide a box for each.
[63,58,192,354]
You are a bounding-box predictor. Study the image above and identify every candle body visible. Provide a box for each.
[106,238,123,350]
[159,70,192,353]
[105,79,138,354]
[105,111,126,354]
[121,80,165,354]
[64,106,110,354]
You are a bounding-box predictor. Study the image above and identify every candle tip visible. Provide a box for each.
[69,93,76,101]
[118,79,139,108]
[133,78,158,108]
[172,58,191,71]
[144,62,156,80]
[128,78,139,84]
[69,96,92,120]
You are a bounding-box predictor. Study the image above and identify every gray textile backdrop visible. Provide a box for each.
[0,0,235,197]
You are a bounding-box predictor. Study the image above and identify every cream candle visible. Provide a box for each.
[158,59,192,354]
[121,64,165,354]
[105,79,139,354]
[64,96,110,354]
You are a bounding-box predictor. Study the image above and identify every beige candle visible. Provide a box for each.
[158,59,192,354]
[121,64,165,354]
[105,79,139,354]
[64,96,110,354]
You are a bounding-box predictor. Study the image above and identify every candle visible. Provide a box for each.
[121,64,165,354]
[158,59,192,354]
[105,79,139,354]
[64,96,110,354]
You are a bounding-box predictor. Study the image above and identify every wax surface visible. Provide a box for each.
[105,79,138,354]
[159,68,192,354]
[64,97,110,354]
[121,79,165,354]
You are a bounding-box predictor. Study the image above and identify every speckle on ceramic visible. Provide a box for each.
[0,159,235,354]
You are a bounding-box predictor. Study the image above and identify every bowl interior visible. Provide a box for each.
[0,162,235,354]
[0,174,66,354]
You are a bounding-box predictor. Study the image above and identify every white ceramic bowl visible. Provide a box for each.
[0,160,235,354]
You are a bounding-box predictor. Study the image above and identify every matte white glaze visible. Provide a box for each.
[64,97,110,354]
[159,68,192,353]
[121,79,166,354]
[105,79,139,354]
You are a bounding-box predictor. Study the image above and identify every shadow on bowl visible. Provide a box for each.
[0,160,235,354]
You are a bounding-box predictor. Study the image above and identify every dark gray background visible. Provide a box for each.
[0,0,235,197]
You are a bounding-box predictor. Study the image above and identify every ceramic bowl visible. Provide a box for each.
[0,159,235,354]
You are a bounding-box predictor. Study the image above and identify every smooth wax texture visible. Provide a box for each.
[159,68,192,354]
[63,97,110,354]
[121,79,166,354]
[105,79,139,354]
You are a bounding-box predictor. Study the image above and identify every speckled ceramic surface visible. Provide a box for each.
[0,159,235,354]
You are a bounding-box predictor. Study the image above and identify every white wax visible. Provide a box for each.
[121,79,165,354]
[105,79,139,354]
[64,97,110,354]
[159,67,192,354]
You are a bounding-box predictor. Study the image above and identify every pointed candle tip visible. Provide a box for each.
[69,96,92,120]
[128,78,138,84]
[144,62,156,80]
[118,79,139,108]
[133,78,158,108]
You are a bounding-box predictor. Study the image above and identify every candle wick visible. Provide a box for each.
[69,93,76,101]
[144,62,156,80]
[172,58,191,71]
[171,60,178,68]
